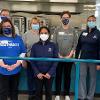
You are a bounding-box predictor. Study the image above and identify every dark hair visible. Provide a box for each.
[60,11,71,18]
[0,18,15,37]
[1,9,10,14]
[39,26,50,34]
[87,15,96,21]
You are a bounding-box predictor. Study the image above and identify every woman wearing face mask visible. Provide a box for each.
[22,17,40,100]
[0,18,26,100]
[53,11,78,100]
[30,26,58,100]
[75,15,100,100]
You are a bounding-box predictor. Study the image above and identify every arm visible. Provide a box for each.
[52,27,58,45]
[64,29,79,58]
[18,53,26,63]
[7,37,26,71]
[96,32,100,70]
[11,53,26,68]
[75,34,82,59]
[65,50,75,58]
[69,29,79,58]
[47,44,59,76]
[17,37,26,64]
[30,45,40,76]
[72,29,79,51]
[0,59,9,68]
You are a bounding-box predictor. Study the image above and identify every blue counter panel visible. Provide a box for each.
[19,67,100,93]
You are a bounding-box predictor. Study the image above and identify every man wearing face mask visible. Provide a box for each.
[0,9,20,35]
[0,9,10,23]
[53,11,78,100]
[22,17,40,100]
[75,15,100,100]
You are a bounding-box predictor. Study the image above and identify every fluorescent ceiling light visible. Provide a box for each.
[95,11,98,17]
[8,0,36,1]
[84,5,95,7]
[11,4,37,11]
[50,5,76,12]
[50,0,78,3]
[84,8,96,11]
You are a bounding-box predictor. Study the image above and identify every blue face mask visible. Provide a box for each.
[3,28,12,35]
[62,19,69,25]
[87,21,96,28]
[31,24,39,30]
[0,16,8,23]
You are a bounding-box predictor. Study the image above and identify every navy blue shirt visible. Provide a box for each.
[0,35,26,75]
[30,40,59,77]
[75,27,100,60]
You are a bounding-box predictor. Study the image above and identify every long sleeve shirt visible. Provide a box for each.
[75,27,100,60]
[22,30,39,57]
[30,40,59,77]
[53,26,78,56]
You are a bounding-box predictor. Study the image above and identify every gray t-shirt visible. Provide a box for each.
[22,30,39,56]
[53,26,78,56]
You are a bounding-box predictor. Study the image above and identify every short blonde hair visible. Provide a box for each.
[30,17,40,25]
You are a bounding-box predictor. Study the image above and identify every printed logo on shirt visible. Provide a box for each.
[58,32,65,35]
[48,48,52,52]
[82,32,88,36]
[93,35,97,39]
[0,40,19,47]
[67,33,73,36]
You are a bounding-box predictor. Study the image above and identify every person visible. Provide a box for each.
[53,11,78,100]
[22,17,40,100]
[75,15,100,100]
[0,9,20,35]
[0,9,10,23]
[0,18,26,100]
[30,26,58,100]
[0,9,10,17]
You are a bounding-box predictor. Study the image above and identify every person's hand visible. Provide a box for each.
[7,61,21,71]
[2,64,10,69]
[64,55,71,58]
[7,64,17,71]
[22,61,27,68]
[66,50,75,58]
[96,65,100,70]
[43,73,51,79]
[37,73,44,80]
[59,54,64,58]
[0,61,10,69]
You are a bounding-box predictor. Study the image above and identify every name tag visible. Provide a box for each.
[93,35,97,39]
[82,32,88,36]
[58,32,65,35]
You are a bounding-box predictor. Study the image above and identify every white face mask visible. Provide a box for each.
[40,34,49,41]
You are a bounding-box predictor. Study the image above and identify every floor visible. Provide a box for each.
[18,94,100,100]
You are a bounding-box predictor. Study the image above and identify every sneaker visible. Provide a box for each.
[55,96,60,100]
[65,96,70,100]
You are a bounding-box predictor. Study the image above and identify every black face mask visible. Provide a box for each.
[62,19,69,25]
